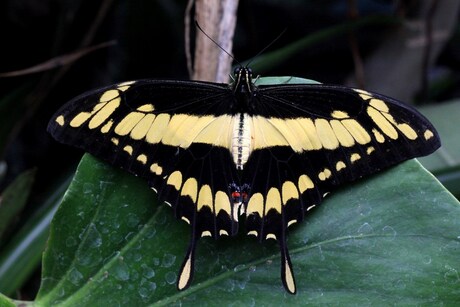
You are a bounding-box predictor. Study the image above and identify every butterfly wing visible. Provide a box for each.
[242,83,440,293]
[47,79,244,289]
[48,76,441,294]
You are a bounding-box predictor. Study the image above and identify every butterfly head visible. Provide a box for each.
[233,66,253,85]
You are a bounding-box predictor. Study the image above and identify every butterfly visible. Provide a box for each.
[47,66,440,294]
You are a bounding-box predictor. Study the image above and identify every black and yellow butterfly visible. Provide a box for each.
[47,67,440,294]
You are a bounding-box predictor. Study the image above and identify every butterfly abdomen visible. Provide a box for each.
[232,113,253,170]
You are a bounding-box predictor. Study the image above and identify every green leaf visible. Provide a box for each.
[418,99,460,196]
[254,76,320,85]
[418,99,460,171]
[0,174,71,296]
[0,293,15,307]
[0,168,36,241]
[10,152,457,306]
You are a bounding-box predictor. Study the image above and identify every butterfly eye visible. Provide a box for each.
[234,67,241,75]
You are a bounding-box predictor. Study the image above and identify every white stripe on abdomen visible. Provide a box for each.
[232,113,253,170]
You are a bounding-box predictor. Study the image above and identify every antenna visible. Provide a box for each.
[195,21,243,67]
[245,28,287,67]
[195,21,287,70]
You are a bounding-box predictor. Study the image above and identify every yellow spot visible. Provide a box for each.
[181,216,190,224]
[284,119,313,151]
[162,114,197,146]
[367,107,398,140]
[336,161,346,171]
[372,128,385,143]
[284,259,296,294]
[117,86,130,92]
[266,233,277,240]
[177,253,192,290]
[247,230,258,237]
[354,89,373,101]
[315,118,339,150]
[367,146,375,155]
[297,118,322,150]
[136,104,155,112]
[197,184,213,211]
[267,118,305,152]
[369,98,390,112]
[131,114,156,140]
[246,193,264,216]
[150,163,162,175]
[252,116,289,150]
[342,119,371,144]
[287,219,297,227]
[88,99,121,129]
[265,187,282,215]
[167,171,182,190]
[100,120,113,133]
[382,112,398,125]
[146,113,171,144]
[117,82,134,92]
[424,129,434,140]
[70,112,92,128]
[193,115,233,148]
[181,178,198,203]
[318,168,332,181]
[215,191,231,217]
[201,231,212,237]
[117,81,135,88]
[100,90,119,102]
[111,137,119,145]
[397,123,418,140]
[219,229,229,236]
[123,145,133,155]
[298,174,314,193]
[350,153,361,162]
[115,112,145,136]
[330,120,355,147]
[136,154,147,164]
[282,181,299,205]
[55,115,65,126]
[331,110,349,119]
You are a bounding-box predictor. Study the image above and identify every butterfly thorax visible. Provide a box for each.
[231,67,256,113]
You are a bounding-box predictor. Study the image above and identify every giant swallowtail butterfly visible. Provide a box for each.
[48,67,440,294]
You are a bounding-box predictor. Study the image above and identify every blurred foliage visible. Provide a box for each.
[0,0,459,302]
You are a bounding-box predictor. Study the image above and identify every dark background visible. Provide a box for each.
[0,0,458,299]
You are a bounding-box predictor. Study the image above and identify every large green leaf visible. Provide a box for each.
[14,152,457,306]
